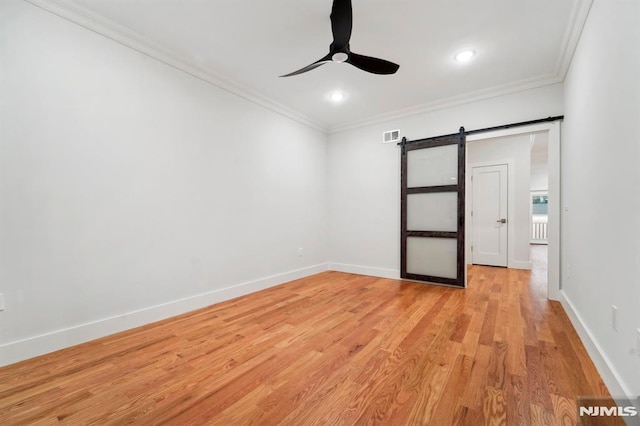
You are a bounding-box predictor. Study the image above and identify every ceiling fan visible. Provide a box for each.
[280,0,400,77]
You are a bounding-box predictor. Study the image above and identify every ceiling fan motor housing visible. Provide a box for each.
[332,52,349,63]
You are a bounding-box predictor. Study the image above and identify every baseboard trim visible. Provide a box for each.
[559,291,634,400]
[509,260,532,270]
[328,263,400,279]
[0,263,329,367]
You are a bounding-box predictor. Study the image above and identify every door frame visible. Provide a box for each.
[468,161,513,268]
[466,121,561,300]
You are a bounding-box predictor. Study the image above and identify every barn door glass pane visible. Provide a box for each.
[407,193,457,232]
[406,237,457,278]
[407,145,458,187]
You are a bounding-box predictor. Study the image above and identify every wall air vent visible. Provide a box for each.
[382,129,400,144]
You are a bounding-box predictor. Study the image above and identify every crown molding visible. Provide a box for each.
[554,0,594,80]
[24,0,593,137]
[328,0,593,134]
[328,74,563,134]
[25,0,329,133]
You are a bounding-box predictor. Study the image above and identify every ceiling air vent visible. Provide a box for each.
[383,129,400,144]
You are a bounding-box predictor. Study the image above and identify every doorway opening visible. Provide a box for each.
[530,130,549,249]
[529,131,550,296]
[465,121,560,300]
[466,133,531,271]
[397,117,561,299]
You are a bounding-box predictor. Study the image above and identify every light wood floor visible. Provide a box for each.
[0,248,613,425]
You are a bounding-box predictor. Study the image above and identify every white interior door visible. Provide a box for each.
[472,164,508,267]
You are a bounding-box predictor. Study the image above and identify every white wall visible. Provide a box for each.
[467,134,532,269]
[561,0,640,398]
[0,0,328,365]
[530,134,549,191]
[530,161,549,191]
[530,170,548,192]
[328,84,563,276]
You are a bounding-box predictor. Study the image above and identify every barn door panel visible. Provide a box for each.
[400,128,465,287]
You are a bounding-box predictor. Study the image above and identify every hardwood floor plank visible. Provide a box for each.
[507,374,530,426]
[506,321,527,377]
[479,299,499,345]
[539,340,573,398]
[488,341,508,389]
[551,394,577,426]
[430,353,474,425]
[461,342,493,409]
[548,302,611,397]
[0,248,616,424]
[482,387,507,426]
[387,328,460,424]
[450,312,472,342]
[403,364,451,425]
[460,329,480,357]
[525,344,554,412]
[530,402,556,425]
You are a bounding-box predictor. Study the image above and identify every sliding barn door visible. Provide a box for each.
[400,128,466,287]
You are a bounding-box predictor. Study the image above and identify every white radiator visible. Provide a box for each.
[531,216,548,242]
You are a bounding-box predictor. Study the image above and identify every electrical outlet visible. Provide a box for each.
[298,247,304,257]
[611,305,618,332]
[0,293,4,311]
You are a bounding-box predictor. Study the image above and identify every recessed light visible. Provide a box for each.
[454,50,475,63]
[329,91,346,102]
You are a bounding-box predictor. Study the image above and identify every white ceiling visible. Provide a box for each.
[34,0,590,132]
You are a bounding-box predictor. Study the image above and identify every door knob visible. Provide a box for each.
[496,218,507,224]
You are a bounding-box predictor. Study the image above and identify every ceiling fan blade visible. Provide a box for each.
[279,0,400,77]
[347,53,399,75]
[280,54,332,77]
[330,0,352,49]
